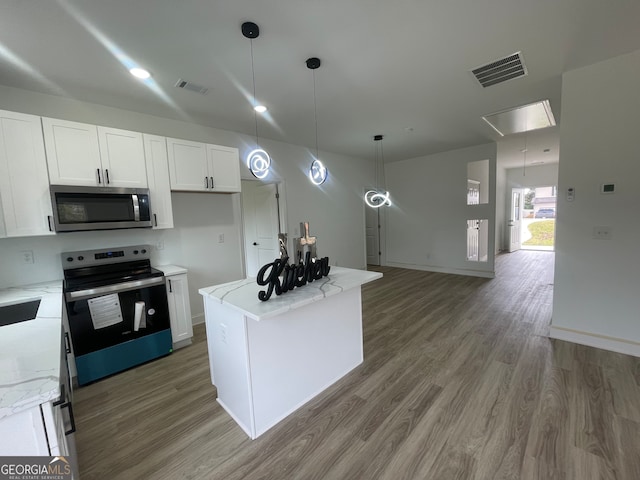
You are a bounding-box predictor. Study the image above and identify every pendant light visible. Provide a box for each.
[242,21,271,179]
[365,134,391,208]
[306,57,328,185]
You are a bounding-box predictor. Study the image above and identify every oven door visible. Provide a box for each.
[65,276,170,356]
[65,276,172,385]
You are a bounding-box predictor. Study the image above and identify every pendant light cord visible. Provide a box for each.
[380,138,386,192]
[312,69,319,159]
[250,38,259,148]
[374,138,379,190]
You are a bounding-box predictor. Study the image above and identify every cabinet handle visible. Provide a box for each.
[47,216,53,232]
[53,383,66,407]
[168,279,173,293]
[210,176,214,189]
[205,176,209,189]
[53,383,77,435]
[63,400,76,435]
[64,332,71,354]
[154,213,158,227]
[97,168,102,184]
[105,169,110,184]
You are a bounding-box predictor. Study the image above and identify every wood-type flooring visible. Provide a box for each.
[74,250,640,479]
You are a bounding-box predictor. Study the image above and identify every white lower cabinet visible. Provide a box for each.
[157,266,193,348]
[0,405,51,455]
[0,401,72,468]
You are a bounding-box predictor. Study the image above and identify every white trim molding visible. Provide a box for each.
[549,326,640,358]
[386,261,495,279]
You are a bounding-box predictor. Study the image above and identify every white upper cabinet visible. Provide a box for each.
[167,137,209,191]
[167,138,240,193]
[43,118,147,188]
[207,144,241,192]
[143,134,174,229]
[0,110,55,237]
[42,117,101,186]
[97,126,147,188]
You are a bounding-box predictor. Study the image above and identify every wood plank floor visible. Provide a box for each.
[74,251,640,479]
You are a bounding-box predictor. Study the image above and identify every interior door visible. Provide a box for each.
[509,188,524,252]
[365,199,380,266]
[242,181,281,277]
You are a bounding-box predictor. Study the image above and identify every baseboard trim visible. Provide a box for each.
[386,262,495,279]
[192,313,205,325]
[549,326,640,357]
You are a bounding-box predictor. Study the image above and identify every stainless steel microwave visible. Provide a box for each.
[50,185,152,232]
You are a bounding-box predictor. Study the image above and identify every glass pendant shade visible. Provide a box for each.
[309,159,327,185]
[247,148,271,179]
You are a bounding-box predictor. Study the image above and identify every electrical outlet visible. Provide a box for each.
[218,233,225,243]
[155,240,164,250]
[20,250,34,264]
[593,226,612,240]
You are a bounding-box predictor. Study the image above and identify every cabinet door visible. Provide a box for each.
[0,406,50,455]
[143,134,174,229]
[97,126,148,188]
[42,117,102,186]
[0,110,55,236]
[208,144,241,192]
[167,138,209,191]
[166,274,194,345]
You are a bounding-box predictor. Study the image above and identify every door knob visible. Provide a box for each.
[253,242,259,246]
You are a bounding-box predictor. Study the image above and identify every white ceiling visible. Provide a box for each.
[1,0,639,163]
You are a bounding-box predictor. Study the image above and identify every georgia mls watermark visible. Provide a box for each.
[0,456,72,480]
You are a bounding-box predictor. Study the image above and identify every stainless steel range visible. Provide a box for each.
[62,245,172,385]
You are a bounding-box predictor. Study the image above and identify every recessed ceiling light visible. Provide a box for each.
[254,105,267,113]
[129,67,151,79]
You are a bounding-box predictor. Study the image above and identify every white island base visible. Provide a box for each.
[199,266,382,439]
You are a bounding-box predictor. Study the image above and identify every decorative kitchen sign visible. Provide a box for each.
[256,251,330,301]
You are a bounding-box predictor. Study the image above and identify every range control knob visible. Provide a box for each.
[78,256,84,261]
[133,250,139,255]
[66,257,73,262]
[141,249,147,254]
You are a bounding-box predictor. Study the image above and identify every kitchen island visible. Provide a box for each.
[199,266,382,439]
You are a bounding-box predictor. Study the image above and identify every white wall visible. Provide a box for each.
[551,49,640,356]
[0,85,372,321]
[495,165,507,253]
[385,143,497,277]
[506,163,559,189]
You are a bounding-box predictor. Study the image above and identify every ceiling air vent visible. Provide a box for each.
[471,52,527,88]
[174,78,209,95]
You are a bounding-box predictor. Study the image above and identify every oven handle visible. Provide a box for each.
[65,276,165,301]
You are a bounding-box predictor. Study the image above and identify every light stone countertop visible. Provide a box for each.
[199,266,382,321]
[0,281,64,420]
